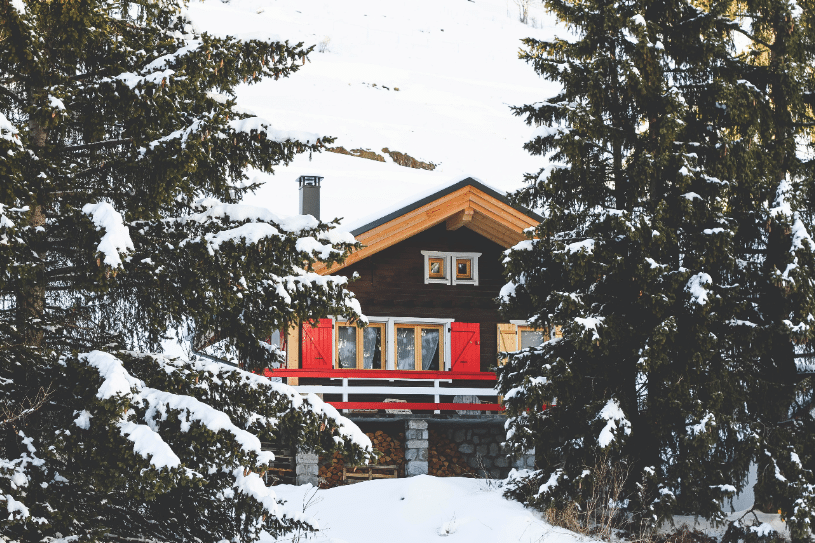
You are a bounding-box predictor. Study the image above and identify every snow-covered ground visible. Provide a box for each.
[268,475,584,543]
[185,0,565,223]
[266,475,786,543]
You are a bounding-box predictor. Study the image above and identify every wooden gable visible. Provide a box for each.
[314,179,540,275]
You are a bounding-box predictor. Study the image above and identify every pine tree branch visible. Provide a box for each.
[0,84,25,105]
[0,385,52,426]
[62,138,133,153]
[726,23,773,49]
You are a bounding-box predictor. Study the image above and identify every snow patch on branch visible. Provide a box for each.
[188,201,320,233]
[0,112,22,147]
[228,116,323,145]
[80,351,278,470]
[119,421,182,469]
[82,202,134,268]
[686,272,712,306]
[203,222,280,254]
[597,399,631,448]
[574,316,604,341]
[535,469,564,497]
[563,239,595,254]
[688,413,715,436]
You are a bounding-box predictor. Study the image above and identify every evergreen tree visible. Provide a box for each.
[498,0,815,535]
[0,0,371,541]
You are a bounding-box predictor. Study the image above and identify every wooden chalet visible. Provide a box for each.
[268,177,545,417]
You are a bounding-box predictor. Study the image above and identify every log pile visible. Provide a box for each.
[318,430,405,488]
[429,429,476,477]
[318,451,345,488]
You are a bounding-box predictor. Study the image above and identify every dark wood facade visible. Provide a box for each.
[333,223,507,372]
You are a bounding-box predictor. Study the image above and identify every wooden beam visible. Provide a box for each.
[286,324,299,386]
[446,207,474,230]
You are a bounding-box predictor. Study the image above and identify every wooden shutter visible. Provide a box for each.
[451,322,480,372]
[497,323,518,366]
[301,319,333,369]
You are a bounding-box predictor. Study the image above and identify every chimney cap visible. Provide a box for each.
[297,175,323,187]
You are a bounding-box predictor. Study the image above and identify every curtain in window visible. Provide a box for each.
[337,326,357,368]
[421,328,440,370]
[362,327,382,369]
[520,330,544,349]
[396,328,415,370]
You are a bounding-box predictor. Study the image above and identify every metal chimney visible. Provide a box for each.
[297,175,323,219]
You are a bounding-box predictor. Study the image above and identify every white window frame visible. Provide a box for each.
[366,316,454,371]
[421,251,481,286]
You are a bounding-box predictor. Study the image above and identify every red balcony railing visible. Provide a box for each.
[263,368,502,413]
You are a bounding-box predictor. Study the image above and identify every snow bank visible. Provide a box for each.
[267,476,589,543]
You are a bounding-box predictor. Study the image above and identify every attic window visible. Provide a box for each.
[456,258,472,280]
[421,251,481,285]
[428,258,445,279]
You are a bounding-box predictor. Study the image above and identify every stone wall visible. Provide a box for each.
[296,419,536,486]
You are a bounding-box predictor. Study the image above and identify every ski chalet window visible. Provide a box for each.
[395,324,443,370]
[300,319,485,372]
[335,321,385,369]
[497,323,561,365]
[421,251,481,285]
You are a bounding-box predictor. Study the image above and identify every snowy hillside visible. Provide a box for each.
[185,0,564,223]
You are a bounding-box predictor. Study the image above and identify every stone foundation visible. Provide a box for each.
[404,419,429,476]
[295,449,320,486]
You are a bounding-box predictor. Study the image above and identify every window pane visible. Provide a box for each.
[362,327,382,370]
[520,330,544,349]
[337,326,357,368]
[421,328,440,371]
[396,328,415,370]
[456,259,471,279]
[429,257,445,278]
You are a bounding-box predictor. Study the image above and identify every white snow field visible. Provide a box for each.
[267,475,584,543]
[185,0,565,222]
[266,475,787,543]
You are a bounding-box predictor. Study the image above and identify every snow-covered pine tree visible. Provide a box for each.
[0,0,372,541]
[499,0,815,535]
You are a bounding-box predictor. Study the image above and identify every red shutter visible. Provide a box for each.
[451,322,480,372]
[301,319,333,369]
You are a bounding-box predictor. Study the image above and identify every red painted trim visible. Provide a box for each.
[329,402,504,411]
[263,368,497,381]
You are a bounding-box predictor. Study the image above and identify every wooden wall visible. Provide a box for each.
[332,223,508,372]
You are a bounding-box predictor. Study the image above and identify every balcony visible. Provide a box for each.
[263,368,502,415]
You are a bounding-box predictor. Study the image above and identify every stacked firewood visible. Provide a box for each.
[318,430,406,488]
[429,429,476,477]
[366,430,406,468]
[318,450,345,488]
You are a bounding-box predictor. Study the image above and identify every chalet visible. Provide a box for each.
[268,175,542,485]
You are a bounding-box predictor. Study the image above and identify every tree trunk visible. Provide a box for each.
[16,115,47,349]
